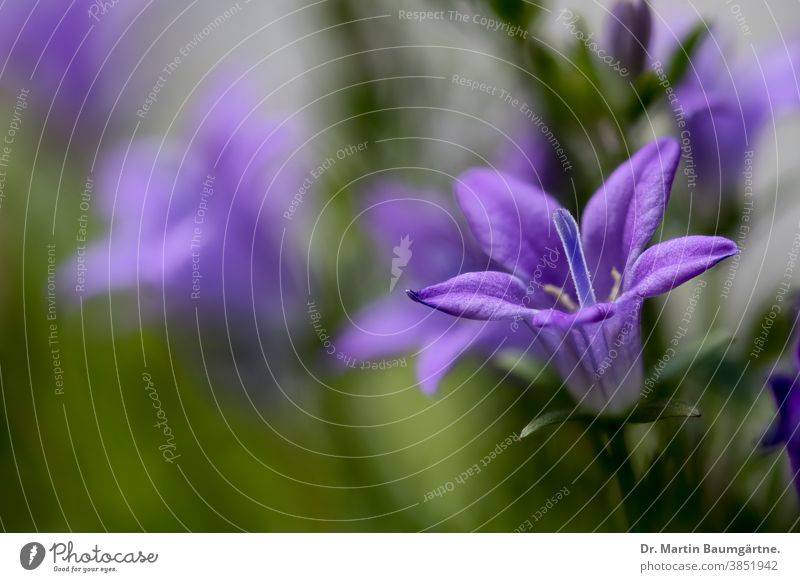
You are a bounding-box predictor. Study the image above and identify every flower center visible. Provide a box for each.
[543,284,578,311]
[543,266,622,312]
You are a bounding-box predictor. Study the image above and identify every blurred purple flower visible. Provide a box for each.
[763,344,800,495]
[335,181,534,394]
[408,139,738,413]
[0,0,142,131]
[68,77,306,326]
[654,17,800,197]
[498,130,569,196]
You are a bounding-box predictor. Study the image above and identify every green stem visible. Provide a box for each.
[605,426,640,532]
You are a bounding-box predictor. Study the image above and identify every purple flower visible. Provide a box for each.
[498,130,570,196]
[654,18,800,197]
[335,181,534,394]
[407,138,738,413]
[67,77,306,326]
[0,0,143,131]
[763,345,800,495]
[606,0,652,78]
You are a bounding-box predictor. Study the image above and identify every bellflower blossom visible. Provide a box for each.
[335,182,533,394]
[68,78,306,328]
[408,138,738,413]
[762,343,800,495]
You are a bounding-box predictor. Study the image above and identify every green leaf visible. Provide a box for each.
[627,70,663,116]
[520,409,595,439]
[519,400,700,439]
[666,21,711,86]
[628,400,701,423]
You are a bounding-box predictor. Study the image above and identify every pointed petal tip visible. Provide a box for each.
[406,288,441,310]
[406,289,430,307]
[724,239,741,257]
[627,235,741,299]
[706,237,741,263]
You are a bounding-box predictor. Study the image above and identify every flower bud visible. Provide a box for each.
[607,0,652,77]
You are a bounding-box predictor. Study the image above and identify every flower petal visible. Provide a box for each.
[681,94,749,196]
[795,336,800,374]
[417,323,488,395]
[581,138,680,297]
[530,298,642,413]
[335,295,450,365]
[360,181,484,284]
[741,40,800,120]
[530,303,615,328]
[765,372,800,493]
[407,271,535,322]
[625,236,739,298]
[418,320,536,395]
[763,375,799,448]
[498,131,567,194]
[455,168,569,286]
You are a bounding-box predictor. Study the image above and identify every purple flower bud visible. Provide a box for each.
[607,0,652,77]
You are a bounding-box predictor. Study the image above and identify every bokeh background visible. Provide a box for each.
[1,0,799,532]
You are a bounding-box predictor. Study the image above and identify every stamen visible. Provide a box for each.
[608,267,622,302]
[543,284,578,311]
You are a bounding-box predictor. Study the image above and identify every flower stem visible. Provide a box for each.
[605,426,640,532]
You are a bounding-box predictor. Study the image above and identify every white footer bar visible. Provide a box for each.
[1,533,798,581]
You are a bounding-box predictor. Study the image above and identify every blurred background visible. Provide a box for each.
[1,0,799,532]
